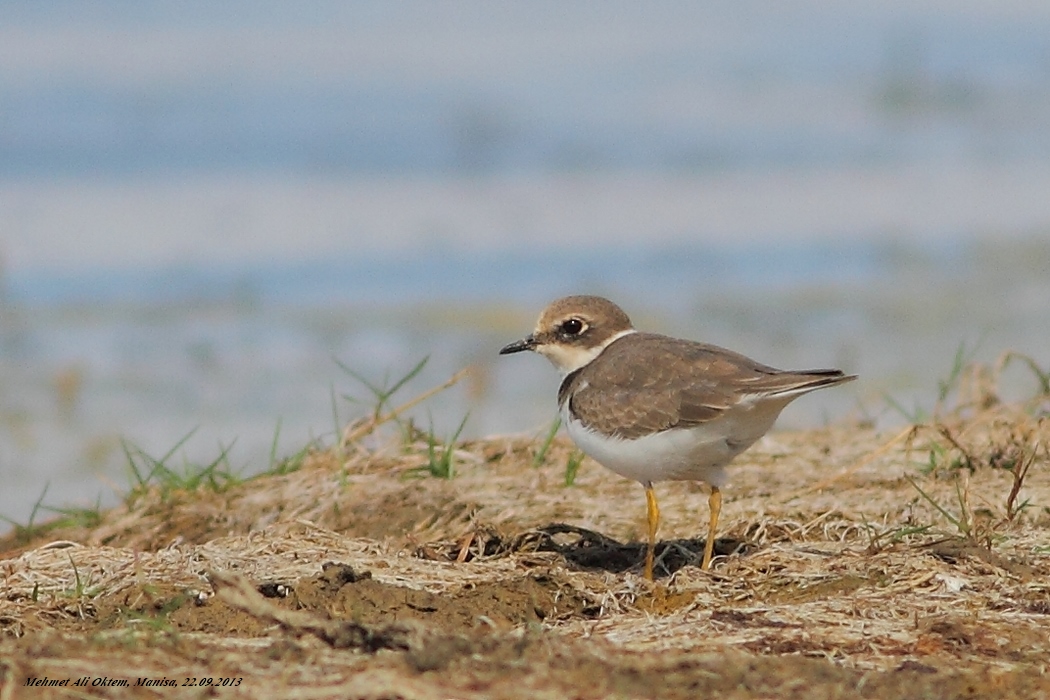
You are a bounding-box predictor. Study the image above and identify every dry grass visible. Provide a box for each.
[1,354,1049,698]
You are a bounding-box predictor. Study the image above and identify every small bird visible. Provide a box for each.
[500,295,855,579]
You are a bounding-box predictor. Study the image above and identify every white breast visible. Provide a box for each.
[561,396,790,488]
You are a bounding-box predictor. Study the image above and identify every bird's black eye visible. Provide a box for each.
[560,318,585,336]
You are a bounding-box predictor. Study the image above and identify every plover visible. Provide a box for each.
[500,295,855,579]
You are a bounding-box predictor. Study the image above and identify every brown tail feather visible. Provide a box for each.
[764,369,857,398]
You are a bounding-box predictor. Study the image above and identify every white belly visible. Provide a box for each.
[561,398,788,488]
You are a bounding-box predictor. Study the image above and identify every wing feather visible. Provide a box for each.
[565,333,853,439]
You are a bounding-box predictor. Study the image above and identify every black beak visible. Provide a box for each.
[499,335,536,355]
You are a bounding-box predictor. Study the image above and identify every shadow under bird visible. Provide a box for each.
[500,295,856,580]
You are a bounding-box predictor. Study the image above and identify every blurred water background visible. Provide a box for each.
[2,2,1050,528]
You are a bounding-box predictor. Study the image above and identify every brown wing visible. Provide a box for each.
[564,333,852,440]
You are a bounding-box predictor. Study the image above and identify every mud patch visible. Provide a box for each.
[709,608,803,629]
[913,615,1040,659]
[766,574,874,605]
[292,562,598,634]
[922,538,1040,579]
[323,487,472,541]
[30,561,600,641]
[91,581,293,637]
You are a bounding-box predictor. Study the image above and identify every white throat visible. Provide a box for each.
[539,328,637,377]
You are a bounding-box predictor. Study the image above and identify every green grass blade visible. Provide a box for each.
[533,416,562,467]
[905,475,963,534]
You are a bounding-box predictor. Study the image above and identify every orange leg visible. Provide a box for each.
[701,486,722,570]
[644,484,660,581]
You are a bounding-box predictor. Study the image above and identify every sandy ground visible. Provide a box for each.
[1,371,1049,699]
